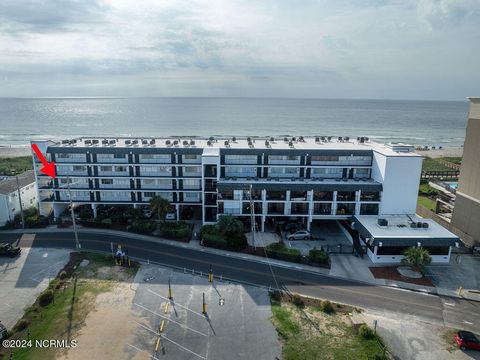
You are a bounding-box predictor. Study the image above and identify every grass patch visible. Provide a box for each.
[0,156,33,176]
[441,157,462,165]
[422,157,452,172]
[441,329,459,353]
[271,297,388,360]
[418,196,436,212]
[2,252,139,360]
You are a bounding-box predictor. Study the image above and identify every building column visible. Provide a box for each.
[355,190,361,215]
[91,203,97,218]
[332,190,338,215]
[261,215,265,232]
[176,204,180,220]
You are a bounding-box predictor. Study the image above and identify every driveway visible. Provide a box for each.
[0,244,70,328]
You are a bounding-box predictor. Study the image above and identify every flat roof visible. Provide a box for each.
[45,136,421,157]
[353,214,459,247]
[0,170,36,195]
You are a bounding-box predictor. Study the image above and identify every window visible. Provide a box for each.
[114,154,125,159]
[101,179,113,185]
[184,154,198,160]
[184,166,200,173]
[100,166,112,172]
[269,155,299,161]
[311,155,339,162]
[73,165,87,171]
[144,192,155,198]
[114,166,127,172]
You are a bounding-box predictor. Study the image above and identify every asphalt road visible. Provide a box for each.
[1,230,479,334]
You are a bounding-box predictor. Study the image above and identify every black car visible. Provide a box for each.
[283,222,301,233]
[0,243,21,257]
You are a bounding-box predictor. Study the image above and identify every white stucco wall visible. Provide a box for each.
[372,152,422,215]
[0,182,38,226]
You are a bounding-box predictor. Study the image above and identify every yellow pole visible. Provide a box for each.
[202,292,207,314]
[155,337,161,352]
[159,319,165,333]
[164,302,169,314]
[209,265,213,282]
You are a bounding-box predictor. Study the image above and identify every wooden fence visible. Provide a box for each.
[421,170,459,180]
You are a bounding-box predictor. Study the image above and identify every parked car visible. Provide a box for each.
[165,212,176,220]
[287,230,312,241]
[0,322,7,340]
[283,222,301,233]
[455,331,480,351]
[0,243,21,257]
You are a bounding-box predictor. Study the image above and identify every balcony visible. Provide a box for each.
[267,203,285,215]
[243,190,262,200]
[291,202,308,215]
[266,191,286,201]
[242,202,262,215]
[313,191,333,201]
[360,203,379,215]
[313,203,332,215]
[337,191,356,202]
[336,203,355,215]
[290,191,307,201]
[360,191,381,202]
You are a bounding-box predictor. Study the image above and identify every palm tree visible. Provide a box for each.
[149,195,171,221]
[217,215,244,236]
[402,246,432,271]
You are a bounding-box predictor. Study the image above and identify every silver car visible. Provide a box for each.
[287,230,312,241]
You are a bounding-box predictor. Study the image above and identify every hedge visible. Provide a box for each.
[309,248,329,264]
[265,242,302,263]
[200,224,247,251]
[159,222,191,240]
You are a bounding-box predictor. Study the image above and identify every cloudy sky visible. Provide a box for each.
[0,0,479,99]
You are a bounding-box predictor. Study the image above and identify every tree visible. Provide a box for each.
[402,246,432,270]
[149,195,171,220]
[216,215,244,236]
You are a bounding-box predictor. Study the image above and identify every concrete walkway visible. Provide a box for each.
[2,226,479,302]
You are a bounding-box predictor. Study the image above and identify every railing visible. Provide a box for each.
[421,170,459,180]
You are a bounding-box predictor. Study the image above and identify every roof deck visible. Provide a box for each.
[47,136,420,157]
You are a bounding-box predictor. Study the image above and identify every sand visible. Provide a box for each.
[415,147,463,158]
[0,146,31,158]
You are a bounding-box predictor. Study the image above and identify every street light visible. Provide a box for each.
[59,176,80,249]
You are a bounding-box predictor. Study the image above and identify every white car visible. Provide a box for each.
[287,230,312,241]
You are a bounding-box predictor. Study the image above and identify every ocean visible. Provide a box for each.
[0,97,468,147]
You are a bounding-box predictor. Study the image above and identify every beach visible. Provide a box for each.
[0,146,31,158]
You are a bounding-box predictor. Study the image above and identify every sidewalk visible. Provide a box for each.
[2,226,479,301]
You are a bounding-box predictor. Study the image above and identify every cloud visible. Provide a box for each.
[0,0,478,99]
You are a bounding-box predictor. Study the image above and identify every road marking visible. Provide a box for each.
[147,288,207,318]
[133,303,207,336]
[444,302,455,307]
[126,343,161,360]
[31,236,443,312]
[463,320,473,325]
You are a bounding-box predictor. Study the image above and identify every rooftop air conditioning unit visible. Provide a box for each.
[190,140,195,146]
[62,140,70,144]
[183,140,189,146]
[150,139,155,145]
[125,140,131,145]
[247,137,251,142]
[132,139,138,145]
[209,136,215,142]
[142,139,148,145]
[292,137,296,142]
[84,140,92,145]
[284,137,288,142]
[422,222,429,228]
[377,218,388,226]
[265,140,270,147]
[315,137,320,142]
[224,140,229,146]
[109,140,116,145]
[165,140,171,146]
[207,140,212,146]
[410,222,418,228]
[92,139,99,144]
[270,136,275,142]
[299,136,304,142]
[345,136,350,141]
[173,140,179,146]
[338,136,343,141]
[102,139,108,145]
[288,141,293,147]
[232,136,236,142]
[327,136,332,141]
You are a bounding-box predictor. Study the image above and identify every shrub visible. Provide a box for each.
[38,289,54,307]
[309,248,329,264]
[226,233,248,251]
[101,218,113,226]
[200,224,246,251]
[270,290,282,302]
[217,215,244,236]
[359,324,375,339]
[160,222,191,240]
[59,270,68,280]
[130,220,156,234]
[320,300,335,314]
[265,242,302,263]
[292,294,304,307]
[14,318,29,332]
[203,233,228,249]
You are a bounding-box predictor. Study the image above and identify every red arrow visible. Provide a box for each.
[31,143,56,178]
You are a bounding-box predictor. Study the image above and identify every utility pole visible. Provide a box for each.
[67,176,80,249]
[16,176,25,229]
[249,184,255,250]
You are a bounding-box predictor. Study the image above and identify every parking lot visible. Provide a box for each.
[285,220,351,255]
[127,265,281,359]
[0,239,70,328]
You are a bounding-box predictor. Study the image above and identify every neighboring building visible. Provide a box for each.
[353,215,458,263]
[31,136,458,262]
[0,170,37,226]
[451,97,480,246]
